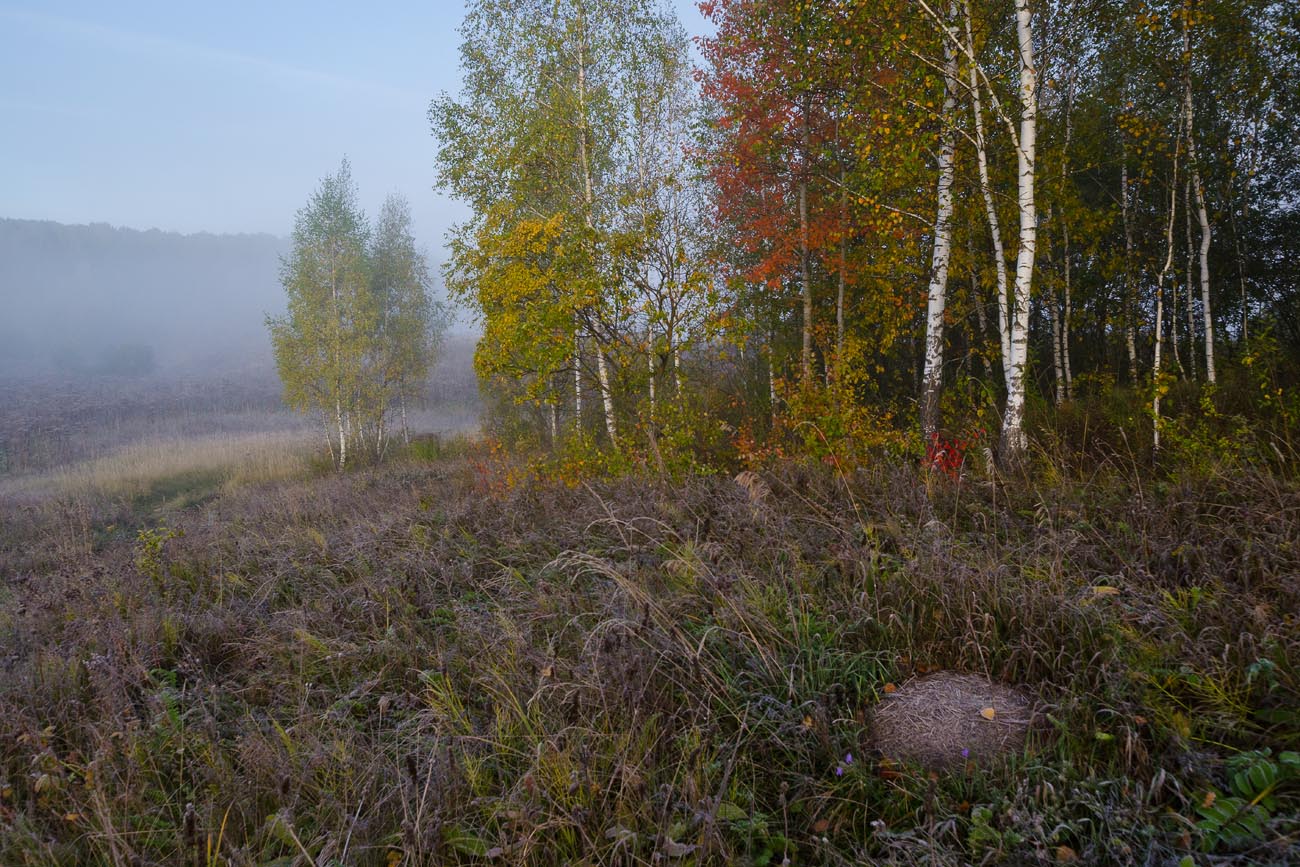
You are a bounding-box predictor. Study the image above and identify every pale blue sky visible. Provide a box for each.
[0,1,712,254]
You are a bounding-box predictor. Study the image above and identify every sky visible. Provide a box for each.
[0,1,714,257]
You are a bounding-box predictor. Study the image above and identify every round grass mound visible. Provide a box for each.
[871,672,1034,771]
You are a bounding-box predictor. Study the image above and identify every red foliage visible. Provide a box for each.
[924,428,986,480]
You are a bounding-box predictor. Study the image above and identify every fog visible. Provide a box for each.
[0,218,289,378]
[0,216,479,481]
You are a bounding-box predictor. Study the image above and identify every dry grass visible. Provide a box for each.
[871,672,1034,770]
[0,450,1297,865]
[0,429,315,502]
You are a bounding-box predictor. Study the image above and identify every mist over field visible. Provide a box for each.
[0,216,478,486]
[0,218,287,377]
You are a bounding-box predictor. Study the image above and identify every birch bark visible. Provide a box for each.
[964,4,1012,389]
[1153,119,1183,452]
[920,3,961,440]
[1183,16,1215,383]
[999,0,1038,460]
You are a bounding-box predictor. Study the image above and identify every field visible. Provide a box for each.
[1,428,1297,864]
[0,337,480,501]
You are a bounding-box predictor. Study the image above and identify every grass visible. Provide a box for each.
[0,444,1297,865]
[0,430,317,507]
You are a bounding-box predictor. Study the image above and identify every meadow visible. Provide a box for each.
[0,418,1296,865]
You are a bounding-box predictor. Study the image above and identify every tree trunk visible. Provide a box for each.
[1122,154,1139,383]
[1000,0,1038,461]
[596,348,617,443]
[1230,174,1249,343]
[648,342,656,417]
[966,224,989,379]
[768,331,779,424]
[1171,227,1183,378]
[1191,167,1215,384]
[1185,177,1198,380]
[965,5,1012,389]
[1046,209,1064,405]
[837,155,847,375]
[399,389,411,446]
[1059,82,1074,400]
[1183,16,1214,383]
[1153,121,1183,453]
[920,4,960,441]
[799,102,813,384]
[1062,216,1073,397]
[336,397,347,470]
[573,328,583,431]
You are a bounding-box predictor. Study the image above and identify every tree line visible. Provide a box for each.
[432,0,1298,466]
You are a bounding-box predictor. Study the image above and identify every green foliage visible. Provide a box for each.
[134,525,181,589]
[1196,750,1300,851]
[268,161,444,469]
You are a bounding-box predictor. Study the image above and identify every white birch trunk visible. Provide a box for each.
[964,5,1012,389]
[336,398,347,470]
[1049,215,1065,406]
[574,328,583,429]
[596,348,617,443]
[1171,228,1182,377]
[768,336,778,422]
[672,343,682,395]
[967,226,990,378]
[321,410,336,467]
[1062,217,1073,398]
[1000,0,1038,460]
[1153,119,1183,452]
[1185,177,1198,380]
[921,5,960,440]
[1190,158,1215,384]
[1183,20,1215,383]
[399,389,411,446]
[799,107,813,384]
[648,343,656,416]
[1122,155,1138,383]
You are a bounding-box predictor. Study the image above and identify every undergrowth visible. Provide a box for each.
[0,446,1297,865]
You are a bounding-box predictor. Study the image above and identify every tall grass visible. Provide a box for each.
[0,430,316,502]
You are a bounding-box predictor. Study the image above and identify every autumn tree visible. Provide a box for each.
[436,0,707,447]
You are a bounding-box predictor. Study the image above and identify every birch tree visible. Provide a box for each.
[1180,3,1215,383]
[369,195,446,449]
[269,165,444,467]
[920,4,961,441]
[269,161,372,470]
